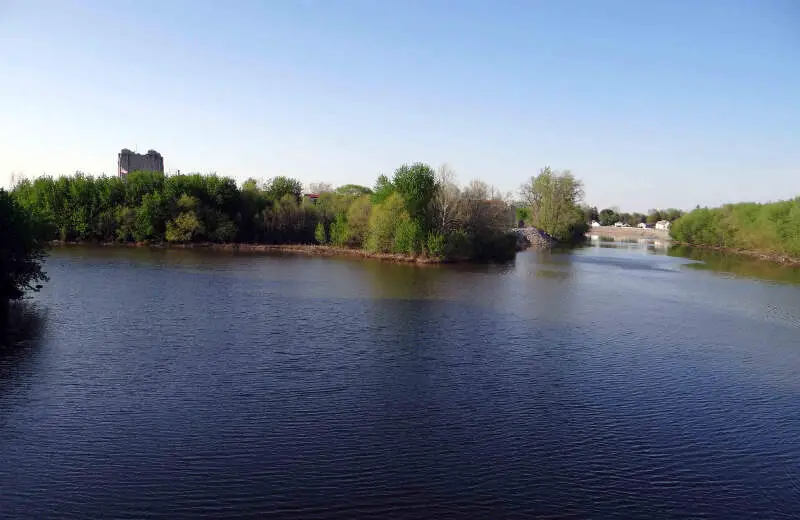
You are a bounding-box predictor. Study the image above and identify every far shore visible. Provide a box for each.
[585,226,671,240]
[582,228,800,266]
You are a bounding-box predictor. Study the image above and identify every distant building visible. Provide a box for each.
[118,149,164,178]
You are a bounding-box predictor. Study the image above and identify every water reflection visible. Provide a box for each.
[668,245,800,285]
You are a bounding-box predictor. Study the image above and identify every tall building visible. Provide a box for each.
[118,149,164,178]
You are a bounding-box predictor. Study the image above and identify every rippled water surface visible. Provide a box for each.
[2,243,799,519]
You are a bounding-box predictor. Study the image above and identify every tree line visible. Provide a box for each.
[580,207,685,227]
[669,198,800,258]
[9,163,532,262]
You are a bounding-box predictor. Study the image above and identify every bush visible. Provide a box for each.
[314,221,327,244]
[166,211,204,242]
[366,193,407,253]
[329,214,349,247]
[393,219,421,255]
[426,233,447,259]
[345,195,372,247]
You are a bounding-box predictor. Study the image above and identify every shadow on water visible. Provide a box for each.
[0,301,48,397]
[668,245,800,285]
[0,301,47,351]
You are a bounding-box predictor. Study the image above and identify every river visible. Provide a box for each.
[1,241,799,519]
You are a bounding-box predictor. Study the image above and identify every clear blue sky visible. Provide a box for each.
[1,0,798,211]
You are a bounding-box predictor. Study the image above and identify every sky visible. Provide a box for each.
[1,0,798,211]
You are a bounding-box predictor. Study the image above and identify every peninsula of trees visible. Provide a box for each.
[9,164,589,265]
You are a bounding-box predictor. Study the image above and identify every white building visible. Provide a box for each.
[655,220,671,231]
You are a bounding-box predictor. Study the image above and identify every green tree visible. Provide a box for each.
[166,211,204,242]
[392,162,437,230]
[0,190,48,302]
[345,195,372,247]
[370,175,395,205]
[329,214,349,247]
[264,176,303,203]
[520,167,587,241]
[599,208,618,226]
[366,193,407,253]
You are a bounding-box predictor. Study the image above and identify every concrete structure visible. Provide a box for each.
[118,149,164,178]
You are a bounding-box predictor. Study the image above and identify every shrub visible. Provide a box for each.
[426,232,447,259]
[314,221,327,244]
[366,193,407,253]
[329,214,349,247]
[393,219,421,255]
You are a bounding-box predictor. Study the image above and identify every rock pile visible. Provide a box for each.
[512,227,555,250]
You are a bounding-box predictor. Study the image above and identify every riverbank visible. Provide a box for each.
[50,240,447,264]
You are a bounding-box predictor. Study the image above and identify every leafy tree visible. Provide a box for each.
[599,208,618,226]
[520,167,587,241]
[0,190,48,303]
[392,162,437,230]
[583,205,599,224]
[264,176,303,203]
[370,175,395,205]
[329,214,349,247]
[166,211,204,242]
[345,195,372,247]
[366,193,407,253]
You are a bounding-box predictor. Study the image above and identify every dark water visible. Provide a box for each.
[2,242,799,519]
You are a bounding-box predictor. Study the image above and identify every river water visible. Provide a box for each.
[1,241,799,519]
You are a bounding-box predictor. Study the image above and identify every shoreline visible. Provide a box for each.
[50,240,449,264]
[585,226,671,240]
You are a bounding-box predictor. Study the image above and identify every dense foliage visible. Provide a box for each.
[11,164,519,262]
[0,189,48,303]
[670,198,800,258]
[519,167,587,241]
